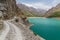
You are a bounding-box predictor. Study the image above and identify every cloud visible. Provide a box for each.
[22,2,52,10]
[32,3,52,10]
[16,0,60,10]
[50,0,60,6]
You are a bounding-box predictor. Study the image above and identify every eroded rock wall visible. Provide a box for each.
[0,0,22,19]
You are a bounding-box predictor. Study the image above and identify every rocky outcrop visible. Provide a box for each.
[5,0,17,19]
[0,0,30,25]
[0,0,23,19]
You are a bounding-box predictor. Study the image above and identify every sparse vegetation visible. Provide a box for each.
[47,11,60,18]
[45,4,60,18]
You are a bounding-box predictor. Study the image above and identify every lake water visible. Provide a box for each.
[28,18,60,40]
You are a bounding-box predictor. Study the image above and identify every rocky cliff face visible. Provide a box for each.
[5,0,17,19]
[0,0,23,19]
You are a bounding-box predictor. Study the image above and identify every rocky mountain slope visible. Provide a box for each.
[44,3,60,17]
[0,0,17,19]
[0,0,43,40]
[0,0,26,20]
[17,3,46,17]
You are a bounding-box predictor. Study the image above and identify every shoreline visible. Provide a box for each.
[27,17,46,18]
[27,17,60,20]
[52,17,60,20]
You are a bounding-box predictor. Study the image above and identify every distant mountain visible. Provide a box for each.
[17,3,46,17]
[44,3,60,17]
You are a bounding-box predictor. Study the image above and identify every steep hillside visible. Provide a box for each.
[0,0,43,40]
[17,3,46,17]
[0,0,27,20]
[44,3,60,17]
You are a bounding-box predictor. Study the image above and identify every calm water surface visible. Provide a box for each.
[28,18,60,40]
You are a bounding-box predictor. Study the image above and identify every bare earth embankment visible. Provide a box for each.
[0,19,45,40]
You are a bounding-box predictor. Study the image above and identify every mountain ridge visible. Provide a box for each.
[17,3,46,17]
[44,3,60,17]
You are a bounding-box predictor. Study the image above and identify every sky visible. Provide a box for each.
[16,0,60,10]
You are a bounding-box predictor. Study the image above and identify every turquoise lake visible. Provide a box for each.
[28,18,60,40]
